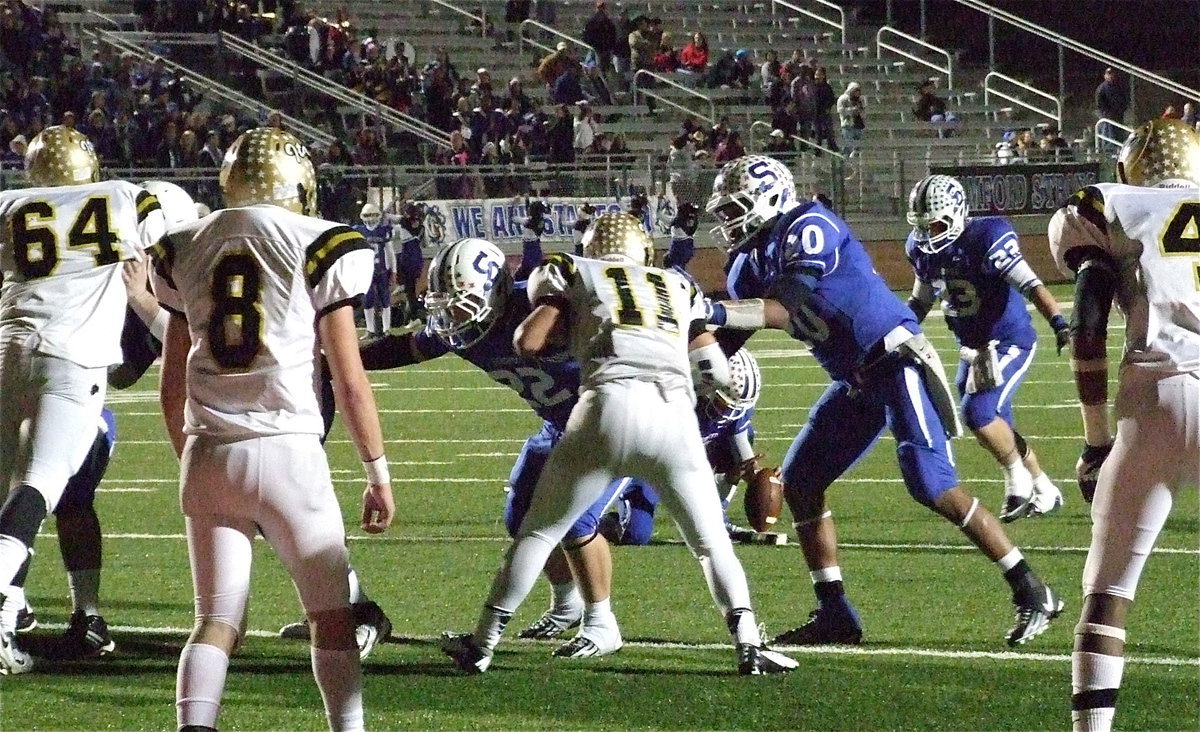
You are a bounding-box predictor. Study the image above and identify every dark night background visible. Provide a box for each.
[841,0,1200,137]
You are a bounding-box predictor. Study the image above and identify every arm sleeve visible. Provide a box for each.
[134,188,167,252]
[306,226,373,315]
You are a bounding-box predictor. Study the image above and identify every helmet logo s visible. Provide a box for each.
[471,250,501,292]
[746,159,779,187]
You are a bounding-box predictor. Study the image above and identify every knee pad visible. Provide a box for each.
[0,484,49,546]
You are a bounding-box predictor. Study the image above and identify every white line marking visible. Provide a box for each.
[31,622,1196,668]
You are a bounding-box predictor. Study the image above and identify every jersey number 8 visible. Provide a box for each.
[208,253,263,369]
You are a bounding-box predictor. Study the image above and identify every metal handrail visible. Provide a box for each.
[633,70,716,125]
[875,26,953,90]
[769,0,846,46]
[218,32,451,150]
[425,0,487,37]
[518,19,598,62]
[1093,118,1133,153]
[984,71,1062,131]
[89,30,337,147]
[944,0,1200,103]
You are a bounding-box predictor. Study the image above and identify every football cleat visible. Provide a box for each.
[440,632,492,674]
[1028,474,1065,517]
[552,629,623,658]
[49,611,116,660]
[999,469,1036,523]
[1007,582,1064,647]
[517,608,582,639]
[353,600,392,660]
[278,617,310,639]
[773,602,864,646]
[15,604,37,633]
[737,643,800,675]
[0,630,34,675]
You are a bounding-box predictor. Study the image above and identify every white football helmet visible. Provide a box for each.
[140,180,198,228]
[426,238,512,349]
[360,202,383,228]
[1117,118,1200,188]
[704,348,761,424]
[580,212,654,265]
[195,201,212,218]
[705,155,798,250]
[906,174,967,254]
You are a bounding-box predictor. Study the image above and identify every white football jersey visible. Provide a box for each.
[0,180,164,367]
[528,253,707,394]
[151,204,373,439]
[1050,182,1200,373]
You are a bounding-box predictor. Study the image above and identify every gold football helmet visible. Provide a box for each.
[219,127,317,215]
[1116,118,1200,188]
[24,125,100,187]
[581,212,654,265]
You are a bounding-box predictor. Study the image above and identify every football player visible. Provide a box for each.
[663,202,700,271]
[0,125,166,674]
[440,213,798,675]
[354,202,397,338]
[601,348,783,545]
[904,174,1068,522]
[393,202,428,327]
[705,155,1063,648]
[152,127,394,732]
[1049,118,1200,732]
[358,237,643,658]
[512,199,550,282]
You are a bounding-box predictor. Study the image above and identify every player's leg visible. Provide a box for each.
[399,255,423,325]
[773,381,881,645]
[1072,370,1197,732]
[642,388,796,674]
[887,363,1062,645]
[256,435,362,732]
[506,425,584,638]
[50,414,116,660]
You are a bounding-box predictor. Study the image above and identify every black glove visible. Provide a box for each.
[1050,314,1070,356]
[573,203,595,234]
[671,203,699,236]
[1076,442,1113,503]
[524,200,548,235]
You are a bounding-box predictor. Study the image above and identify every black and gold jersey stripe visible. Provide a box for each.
[305,225,369,288]
[1067,186,1107,236]
[135,189,162,223]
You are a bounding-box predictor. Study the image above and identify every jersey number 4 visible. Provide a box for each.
[209,254,263,369]
[10,197,120,279]
[1161,201,1200,289]
[604,266,680,333]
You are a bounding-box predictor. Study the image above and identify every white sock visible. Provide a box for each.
[582,597,615,628]
[730,608,762,645]
[1,585,25,633]
[1072,651,1124,732]
[472,605,511,651]
[364,309,377,333]
[176,643,230,730]
[0,535,30,592]
[347,568,366,605]
[810,566,843,584]
[1003,458,1033,489]
[311,646,364,732]
[996,548,1024,573]
[68,569,101,616]
[379,306,391,332]
[550,580,582,616]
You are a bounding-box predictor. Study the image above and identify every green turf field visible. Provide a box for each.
[9,295,1199,731]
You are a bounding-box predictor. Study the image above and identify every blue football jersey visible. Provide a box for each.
[353,222,395,276]
[413,281,579,428]
[396,223,423,262]
[905,217,1036,348]
[729,201,917,381]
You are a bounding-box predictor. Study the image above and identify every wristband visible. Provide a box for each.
[1049,314,1068,331]
[1080,403,1111,446]
[364,455,390,485]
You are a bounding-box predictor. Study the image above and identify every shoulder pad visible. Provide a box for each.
[1065,185,1108,235]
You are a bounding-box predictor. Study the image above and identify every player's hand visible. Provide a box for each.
[361,482,395,533]
[1050,314,1071,355]
[725,453,762,486]
[1076,442,1113,503]
[121,257,150,295]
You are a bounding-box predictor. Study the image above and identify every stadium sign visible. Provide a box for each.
[928,162,1100,215]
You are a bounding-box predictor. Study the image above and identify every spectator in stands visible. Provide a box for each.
[218,113,241,149]
[771,102,798,142]
[806,66,836,154]
[580,61,613,105]
[352,126,387,166]
[323,137,354,166]
[837,81,865,157]
[79,108,118,162]
[760,50,781,92]
[714,129,745,162]
[422,62,456,132]
[547,103,575,164]
[536,0,558,27]
[667,133,699,196]
[628,16,656,75]
[506,77,534,117]
[503,0,531,44]
[551,62,588,105]
[765,128,793,154]
[199,128,223,167]
[1161,104,1180,119]
[1,134,25,170]
[1094,67,1128,150]
[790,71,816,142]
[538,41,574,89]
[1013,128,1038,159]
[652,34,679,73]
[1038,125,1071,161]
[574,102,600,154]
[1182,101,1198,128]
[582,1,617,74]
[912,78,956,137]
[784,49,813,81]
[730,49,755,89]
[612,8,634,91]
[676,32,708,73]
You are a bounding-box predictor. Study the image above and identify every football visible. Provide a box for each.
[744,467,784,532]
